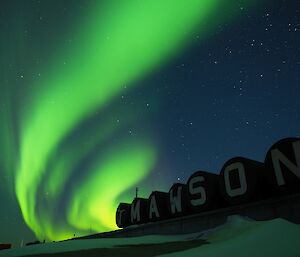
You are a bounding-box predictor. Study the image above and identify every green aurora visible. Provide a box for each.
[0,0,256,241]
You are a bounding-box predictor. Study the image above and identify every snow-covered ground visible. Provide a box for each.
[161,216,300,257]
[1,215,300,257]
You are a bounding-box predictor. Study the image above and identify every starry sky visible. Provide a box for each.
[0,0,299,246]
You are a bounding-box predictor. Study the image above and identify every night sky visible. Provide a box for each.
[0,0,299,246]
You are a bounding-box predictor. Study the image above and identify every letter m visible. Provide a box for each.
[131,200,140,223]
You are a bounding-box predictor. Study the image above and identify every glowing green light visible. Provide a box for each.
[67,140,156,232]
[15,0,224,240]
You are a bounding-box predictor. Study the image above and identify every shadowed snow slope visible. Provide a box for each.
[1,216,300,257]
[159,216,300,257]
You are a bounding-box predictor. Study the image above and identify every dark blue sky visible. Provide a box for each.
[140,0,300,187]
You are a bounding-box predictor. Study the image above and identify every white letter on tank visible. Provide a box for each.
[271,141,300,186]
[169,186,182,213]
[149,195,160,219]
[189,176,206,206]
[131,200,140,223]
[117,209,126,226]
[224,162,247,197]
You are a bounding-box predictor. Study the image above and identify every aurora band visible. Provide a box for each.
[15,0,223,241]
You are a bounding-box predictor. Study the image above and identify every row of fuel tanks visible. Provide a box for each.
[116,137,300,228]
